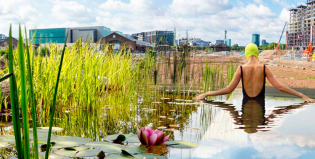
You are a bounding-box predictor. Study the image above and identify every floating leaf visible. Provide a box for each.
[113,134,126,144]
[29,127,64,135]
[105,133,139,143]
[0,142,10,148]
[38,136,90,148]
[64,147,76,151]
[106,153,167,159]
[105,154,133,159]
[75,149,102,157]
[164,141,199,149]
[53,149,77,157]
[135,153,167,159]
[121,149,134,158]
[97,151,106,159]
[0,135,15,143]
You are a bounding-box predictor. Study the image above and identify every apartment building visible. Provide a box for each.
[288,0,315,48]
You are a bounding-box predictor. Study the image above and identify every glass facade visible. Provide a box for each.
[30,28,66,44]
[262,39,269,46]
[102,27,111,37]
[252,34,260,47]
[156,31,174,46]
[224,39,232,46]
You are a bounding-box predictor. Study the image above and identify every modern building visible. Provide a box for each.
[132,31,175,46]
[216,40,224,45]
[224,39,232,46]
[287,1,315,48]
[252,34,260,47]
[178,38,210,47]
[101,32,153,53]
[0,34,7,42]
[29,26,111,44]
[262,39,269,46]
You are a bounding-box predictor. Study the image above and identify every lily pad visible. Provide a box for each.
[86,141,145,154]
[134,153,167,159]
[113,134,126,144]
[75,149,102,157]
[38,136,90,148]
[164,141,199,149]
[106,153,167,159]
[0,142,10,148]
[0,135,15,143]
[105,133,139,143]
[53,149,77,157]
[30,127,64,134]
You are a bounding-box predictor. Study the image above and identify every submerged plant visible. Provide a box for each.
[137,127,169,146]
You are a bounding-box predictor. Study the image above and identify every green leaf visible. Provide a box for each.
[75,149,102,157]
[105,133,139,143]
[134,153,167,159]
[0,142,10,148]
[39,136,89,148]
[86,141,146,154]
[64,147,76,151]
[53,149,77,157]
[121,149,134,158]
[106,153,167,159]
[113,134,126,144]
[164,141,199,149]
[30,127,64,133]
[0,135,16,143]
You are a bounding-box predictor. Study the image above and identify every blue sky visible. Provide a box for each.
[0,0,310,45]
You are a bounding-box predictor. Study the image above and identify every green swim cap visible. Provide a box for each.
[245,43,259,59]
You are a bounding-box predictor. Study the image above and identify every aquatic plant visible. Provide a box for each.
[138,127,169,146]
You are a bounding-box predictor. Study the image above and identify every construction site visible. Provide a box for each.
[256,0,315,74]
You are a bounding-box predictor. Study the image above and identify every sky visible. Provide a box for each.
[0,0,309,46]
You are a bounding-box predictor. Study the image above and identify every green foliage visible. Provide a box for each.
[231,44,244,51]
[0,49,8,56]
[259,43,286,50]
[37,46,50,56]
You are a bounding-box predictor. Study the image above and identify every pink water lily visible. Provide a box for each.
[137,127,169,146]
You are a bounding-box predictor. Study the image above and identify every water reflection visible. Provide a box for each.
[200,97,307,133]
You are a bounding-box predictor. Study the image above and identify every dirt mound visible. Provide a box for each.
[259,50,287,59]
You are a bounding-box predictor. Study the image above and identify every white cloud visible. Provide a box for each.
[99,0,164,16]
[0,0,295,45]
[52,1,96,23]
[170,0,232,15]
[245,4,275,18]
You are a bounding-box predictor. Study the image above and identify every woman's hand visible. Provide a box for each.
[302,95,315,103]
[194,94,207,101]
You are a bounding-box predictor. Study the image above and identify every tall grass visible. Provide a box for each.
[0,25,238,158]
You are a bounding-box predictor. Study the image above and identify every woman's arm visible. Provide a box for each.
[265,66,315,102]
[195,66,242,100]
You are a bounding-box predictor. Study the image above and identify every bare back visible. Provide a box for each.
[241,64,265,98]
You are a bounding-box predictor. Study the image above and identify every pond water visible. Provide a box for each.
[0,87,314,159]
[168,88,315,159]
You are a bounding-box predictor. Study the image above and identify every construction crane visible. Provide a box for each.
[275,22,287,51]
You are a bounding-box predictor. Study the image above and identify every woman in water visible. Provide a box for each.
[195,43,315,103]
